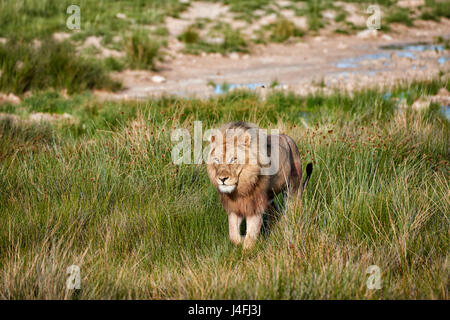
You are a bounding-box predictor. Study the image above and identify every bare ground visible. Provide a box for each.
[96,18,449,100]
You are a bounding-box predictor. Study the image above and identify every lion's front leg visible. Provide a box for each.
[243,214,263,250]
[228,212,243,245]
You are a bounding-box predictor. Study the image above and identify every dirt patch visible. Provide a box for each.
[397,0,425,9]
[80,36,125,59]
[180,1,230,21]
[336,1,366,27]
[0,93,21,105]
[94,16,450,100]
[0,112,76,124]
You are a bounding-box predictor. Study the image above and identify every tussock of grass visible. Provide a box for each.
[303,0,325,32]
[0,39,120,94]
[178,25,200,44]
[0,78,448,299]
[0,0,189,40]
[254,18,305,44]
[269,18,305,43]
[334,12,347,23]
[225,0,273,22]
[385,8,414,27]
[124,32,163,70]
[103,57,126,72]
[183,23,248,54]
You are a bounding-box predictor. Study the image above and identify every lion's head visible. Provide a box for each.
[206,122,264,196]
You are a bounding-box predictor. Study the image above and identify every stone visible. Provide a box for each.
[0,93,21,105]
[357,29,378,39]
[204,37,224,45]
[151,75,166,83]
[229,52,240,60]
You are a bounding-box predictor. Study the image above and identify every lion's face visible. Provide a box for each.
[207,129,261,195]
[209,142,244,193]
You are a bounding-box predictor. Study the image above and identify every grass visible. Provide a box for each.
[0,0,183,78]
[0,78,448,299]
[178,25,200,44]
[385,8,414,27]
[0,0,446,64]
[421,0,450,21]
[0,38,120,94]
[224,0,273,22]
[268,18,305,43]
[334,12,347,23]
[253,17,305,44]
[303,0,326,31]
[182,23,248,55]
[124,32,163,70]
[0,0,189,41]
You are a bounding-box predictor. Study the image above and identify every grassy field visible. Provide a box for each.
[0,77,448,299]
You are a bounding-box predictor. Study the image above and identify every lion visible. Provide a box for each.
[206,121,313,250]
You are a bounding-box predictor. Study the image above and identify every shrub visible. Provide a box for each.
[178,25,200,44]
[269,18,304,42]
[385,8,414,26]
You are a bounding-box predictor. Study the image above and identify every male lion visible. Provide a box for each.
[206,122,313,250]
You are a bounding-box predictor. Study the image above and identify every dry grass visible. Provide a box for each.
[0,80,449,299]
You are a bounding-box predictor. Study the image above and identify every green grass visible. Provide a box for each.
[183,23,248,54]
[0,0,446,64]
[124,32,163,70]
[0,78,448,299]
[178,25,200,44]
[334,12,347,23]
[385,7,414,27]
[0,38,120,94]
[0,0,189,41]
[302,0,326,32]
[253,17,305,44]
[421,0,450,21]
[224,0,273,22]
[269,18,305,42]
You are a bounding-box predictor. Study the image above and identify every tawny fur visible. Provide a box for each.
[206,122,308,249]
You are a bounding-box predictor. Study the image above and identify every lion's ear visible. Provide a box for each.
[210,135,215,144]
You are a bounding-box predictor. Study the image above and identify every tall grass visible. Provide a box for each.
[268,18,305,43]
[124,32,163,70]
[0,79,449,299]
[385,8,414,27]
[422,0,450,20]
[0,39,120,94]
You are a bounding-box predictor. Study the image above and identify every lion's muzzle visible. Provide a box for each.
[218,184,236,193]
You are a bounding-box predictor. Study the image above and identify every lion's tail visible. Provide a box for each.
[302,163,313,191]
[283,134,313,196]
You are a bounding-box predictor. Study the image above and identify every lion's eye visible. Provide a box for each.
[228,157,237,164]
[214,157,220,164]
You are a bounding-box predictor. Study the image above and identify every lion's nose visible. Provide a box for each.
[219,177,228,184]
